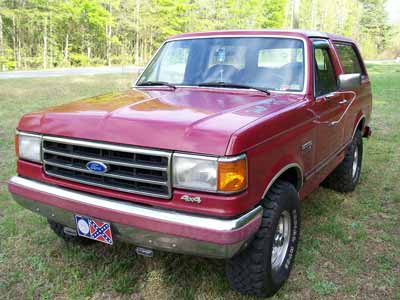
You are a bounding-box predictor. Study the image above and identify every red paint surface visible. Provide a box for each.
[17,160,257,217]
[15,30,372,218]
[18,88,303,156]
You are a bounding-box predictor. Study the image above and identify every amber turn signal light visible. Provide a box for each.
[218,156,247,193]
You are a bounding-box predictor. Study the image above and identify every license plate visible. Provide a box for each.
[75,215,113,245]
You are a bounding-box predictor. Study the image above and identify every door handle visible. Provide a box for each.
[324,92,336,101]
[339,99,348,105]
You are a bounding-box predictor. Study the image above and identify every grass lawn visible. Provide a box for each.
[0,66,399,300]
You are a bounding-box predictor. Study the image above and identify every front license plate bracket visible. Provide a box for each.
[75,215,113,245]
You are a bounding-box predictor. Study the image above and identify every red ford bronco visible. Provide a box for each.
[8,30,372,297]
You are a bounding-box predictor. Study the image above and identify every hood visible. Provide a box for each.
[18,87,303,155]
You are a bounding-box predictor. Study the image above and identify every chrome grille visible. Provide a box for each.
[42,136,172,199]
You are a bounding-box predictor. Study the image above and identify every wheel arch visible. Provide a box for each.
[352,114,366,139]
[261,163,303,199]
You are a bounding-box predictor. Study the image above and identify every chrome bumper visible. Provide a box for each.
[8,176,263,259]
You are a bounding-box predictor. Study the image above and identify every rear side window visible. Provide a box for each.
[314,48,337,96]
[334,43,363,74]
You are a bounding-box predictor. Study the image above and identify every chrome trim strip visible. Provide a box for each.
[171,153,247,164]
[43,160,168,186]
[43,149,168,171]
[17,131,43,138]
[352,115,366,139]
[172,153,218,161]
[262,163,303,198]
[218,153,247,163]
[43,136,172,158]
[304,142,349,182]
[9,176,263,232]
[134,35,309,95]
[44,170,169,198]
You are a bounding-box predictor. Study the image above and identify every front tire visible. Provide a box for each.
[226,180,300,297]
[322,129,363,193]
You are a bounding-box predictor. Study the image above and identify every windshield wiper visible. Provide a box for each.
[137,81,176,89]
[198,82,270,95]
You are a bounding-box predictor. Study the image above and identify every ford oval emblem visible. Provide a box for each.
[86,161,109,173]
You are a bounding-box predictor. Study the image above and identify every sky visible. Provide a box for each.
[386,0,400,24]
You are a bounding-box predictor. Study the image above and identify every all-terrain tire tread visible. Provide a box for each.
[226,180,298,297]
[322,130,363,193]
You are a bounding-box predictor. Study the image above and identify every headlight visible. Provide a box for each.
[173,153,247,193]
[16,132,42,163]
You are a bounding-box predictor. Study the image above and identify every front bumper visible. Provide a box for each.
[8,176,262,259]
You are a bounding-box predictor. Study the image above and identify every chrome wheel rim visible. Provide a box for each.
[271,211,291,271]
[352,146,358,178]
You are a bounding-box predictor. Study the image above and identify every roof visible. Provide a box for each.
[168,29,354,43]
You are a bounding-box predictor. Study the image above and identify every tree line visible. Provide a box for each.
[0,0,396,71]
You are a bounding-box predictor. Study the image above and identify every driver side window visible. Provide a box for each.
[314,48,337,97]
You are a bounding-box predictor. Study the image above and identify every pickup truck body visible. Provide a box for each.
[8,29,372,295]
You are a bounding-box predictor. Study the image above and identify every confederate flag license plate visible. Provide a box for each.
[75,215,113,245]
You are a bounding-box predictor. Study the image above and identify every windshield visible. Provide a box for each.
[137,37,305,92]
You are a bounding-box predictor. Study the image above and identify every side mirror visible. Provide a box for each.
[338,73,361,90]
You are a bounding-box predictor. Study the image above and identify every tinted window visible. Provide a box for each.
[138,37,305,92]
[335,43,363,74]
[314,48,337,96]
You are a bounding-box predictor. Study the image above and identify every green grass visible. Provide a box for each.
[0,66,399,300]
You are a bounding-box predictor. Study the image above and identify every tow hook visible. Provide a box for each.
[135,247,154,258]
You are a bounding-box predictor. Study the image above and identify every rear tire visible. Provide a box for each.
[226,180,300,297]
[322,129,363,193]
[48,220,94,245]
